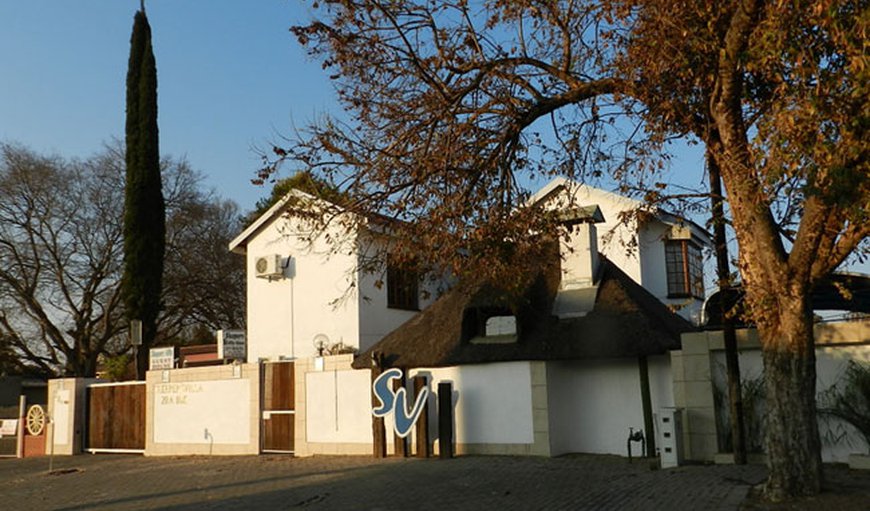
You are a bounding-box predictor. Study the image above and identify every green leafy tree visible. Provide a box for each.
[123,8,165,379]
[266,1,868,500]
[247,170,348,225]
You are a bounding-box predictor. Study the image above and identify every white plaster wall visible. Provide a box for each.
[357,266,424,353]
[245,215,361,361]
[711,345,870,463]
[576,186,644,285]
[355,233,443,353]
[648,355,675,409]
[153,379,251,445]
[305,369,376,444]
[410,362,535,445]
[548,359,662,456]
[536,183,656,286]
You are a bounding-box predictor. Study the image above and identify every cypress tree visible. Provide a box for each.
[123,7,165,379]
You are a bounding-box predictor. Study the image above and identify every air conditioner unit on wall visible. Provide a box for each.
[255,254,284,279]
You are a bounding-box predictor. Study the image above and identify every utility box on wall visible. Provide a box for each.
[659,407,684,468]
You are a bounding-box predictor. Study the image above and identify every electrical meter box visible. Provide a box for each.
[659,407,684,468]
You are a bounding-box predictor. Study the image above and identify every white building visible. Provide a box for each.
[232,178,712,365]
[228,189,439,362]
[530,177,712,323]
[227,178,714,458]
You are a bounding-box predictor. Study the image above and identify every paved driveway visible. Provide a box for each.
[1,454,768,510]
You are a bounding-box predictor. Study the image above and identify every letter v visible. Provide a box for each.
[392,386,429,438]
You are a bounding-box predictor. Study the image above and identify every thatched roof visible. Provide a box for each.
[353,254,695,369]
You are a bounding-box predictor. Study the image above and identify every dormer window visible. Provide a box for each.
[387,258,419,310]
[665,240,704,299]
[462,307,518,344]
[485,315,517,337]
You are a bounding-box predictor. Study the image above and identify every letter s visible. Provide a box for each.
[372,368,402,417]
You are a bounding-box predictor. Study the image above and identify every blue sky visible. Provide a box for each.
[2,2,863,280]
[0,1,711,214]
[0,1,335,212]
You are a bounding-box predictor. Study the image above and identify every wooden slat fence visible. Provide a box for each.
[87,381,146,453]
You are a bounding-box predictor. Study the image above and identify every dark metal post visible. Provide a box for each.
[708,150,747,464]
[438,381,454,459]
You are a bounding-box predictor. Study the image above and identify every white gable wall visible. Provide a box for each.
[535,179,705,322]
[244,214,361,362]
[564,184,645,285]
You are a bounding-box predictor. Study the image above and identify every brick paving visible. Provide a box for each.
[1,453,770,510]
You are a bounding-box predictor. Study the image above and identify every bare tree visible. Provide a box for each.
[265,1,868,500]
[0,144,126,376]
[0,143,245,376]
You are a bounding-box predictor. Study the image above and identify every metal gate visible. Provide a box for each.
[0,404,19,457]
[262,361,295,454]
[86,381,146,453]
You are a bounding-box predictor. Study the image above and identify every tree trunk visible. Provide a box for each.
[759,295,823,501]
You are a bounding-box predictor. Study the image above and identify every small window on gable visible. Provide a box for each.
[387,258,419,311]
[665,240,704,299]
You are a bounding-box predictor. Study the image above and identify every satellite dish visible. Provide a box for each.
[313,333,330,356]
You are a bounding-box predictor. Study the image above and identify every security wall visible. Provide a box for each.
[675,319,870,464]
[547,356,673,456]
[145,364,260,456]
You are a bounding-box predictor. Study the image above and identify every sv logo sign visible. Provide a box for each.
[372,368,429,438]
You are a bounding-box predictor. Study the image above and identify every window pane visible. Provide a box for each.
[485,316,517,336]
[665,242,687,296]
[387,259,419,310]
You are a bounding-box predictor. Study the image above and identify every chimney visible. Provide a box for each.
[553,205,604,319]
[561,221,600,289]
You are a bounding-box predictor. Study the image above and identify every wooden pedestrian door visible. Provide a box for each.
[86,381,146,453]
[262,361,295,454]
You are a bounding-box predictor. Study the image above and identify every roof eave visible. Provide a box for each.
[227,189,336,253]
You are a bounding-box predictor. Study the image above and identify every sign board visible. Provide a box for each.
[217,330,246,360]
[130,319,142,346]
[149,347,175,370]
[0,419,17,437]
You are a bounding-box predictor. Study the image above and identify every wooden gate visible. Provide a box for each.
[86,381,146,453]
[262,361,295,454]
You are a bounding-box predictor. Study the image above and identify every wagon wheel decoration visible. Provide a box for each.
[26,404,46,436]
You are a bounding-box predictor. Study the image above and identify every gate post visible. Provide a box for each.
[16,395,25,458]
[47,378,89,455]
[438,381,454,459]
[414,376,430,458]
